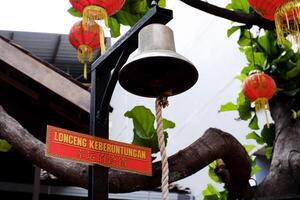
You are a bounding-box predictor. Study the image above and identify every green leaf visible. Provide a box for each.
[68,7,82,17]
[235,73,247,82]
[238,102,252,120]
[202,184,228,200]
[131,0,148,14]
[248,115,259,130]
[202,184,220,196]
[227,0,249,13]
[208,162,222,183]
[226,3,233,10]
[219,102,238,112]
[0,139,11,152]
[208,168,222,183]
[258,34,271,55]
[163,118,175,129]
[246,131,264,144]
[244,49,265,68]
[126,105,174,154]
[108,17,121,38]
[286,59,300,79]
[237,91,252,120]
[158,0,166,7]
[113,10,141,26]
[243,144,256,153]
[125,106,155,139]
[132,129,156,153]
[241,65,254,76]
[297,110,300,118]
[254,52,266,67]
[283,88,300,96]
[261,124,275,147]
[292,109,298,119]
[227,26,240,37]
[237,90,246,106]
[238,30,252,46]
[272,50,294,65]
[131,129,169,154]
[265,146,273,159]
[251,164,261,176]
[204,194,220,200]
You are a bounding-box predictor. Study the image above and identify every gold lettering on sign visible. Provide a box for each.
[53,132,87,148]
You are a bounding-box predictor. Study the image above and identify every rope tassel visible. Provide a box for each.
[275,0,300,47]
[155,97,169,200]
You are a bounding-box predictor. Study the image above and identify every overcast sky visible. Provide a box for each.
[0,0,79,33]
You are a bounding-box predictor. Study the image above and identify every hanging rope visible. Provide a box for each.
[155,96,169,200]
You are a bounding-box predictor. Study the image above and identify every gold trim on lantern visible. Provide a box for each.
[255,97,271,128]
[254,97,269,112]
[275,0,300,47]
[83,5,108,30]
[77,44,93,63]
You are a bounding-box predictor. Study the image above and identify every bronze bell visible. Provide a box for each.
[119,24,198,97]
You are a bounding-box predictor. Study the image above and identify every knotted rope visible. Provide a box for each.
[155,96,169,200]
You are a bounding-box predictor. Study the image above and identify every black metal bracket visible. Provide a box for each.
[89,6,173,200]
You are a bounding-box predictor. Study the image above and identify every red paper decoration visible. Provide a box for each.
[69,20,103,79]
[243,71,276,127]
[248,0,300,47]
[248,0,289,20]
[69,0,125,28]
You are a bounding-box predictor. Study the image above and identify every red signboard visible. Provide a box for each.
[46,125,152,176]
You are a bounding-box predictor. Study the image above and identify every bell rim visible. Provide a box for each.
[119,54,199,98]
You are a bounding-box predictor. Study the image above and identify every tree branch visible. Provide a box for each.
[179,0,275,30]
[0,106,251,197]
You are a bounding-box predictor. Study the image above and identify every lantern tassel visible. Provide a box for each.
[99,26,106,55]
[83,63,88,80]
[275,0,300,47]
[83,5,108,31]
[255,97,270,128]
[77,45,93,80]
[264,109,270,128]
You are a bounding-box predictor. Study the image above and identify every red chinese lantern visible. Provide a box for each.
[69,0,125,29]
[243,71,276,127]
[69,20,105,80]
[248,0,300,47]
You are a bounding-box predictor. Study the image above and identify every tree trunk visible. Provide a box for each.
[255,97,300,199]
[0,105,251,195]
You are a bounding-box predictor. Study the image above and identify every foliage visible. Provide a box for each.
[125,106,175,154]
[202,144,260,199]
[68,0,166,38]
[292,109,300,119]
[222,0,300,161]
[0,139,11,152]
[202,184,228,200]
[204,0,300,198]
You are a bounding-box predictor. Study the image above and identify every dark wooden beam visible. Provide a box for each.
[0,71,40,101]
[0,38,90,113]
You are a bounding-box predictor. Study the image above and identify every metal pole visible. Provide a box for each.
[32,166,41,200]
